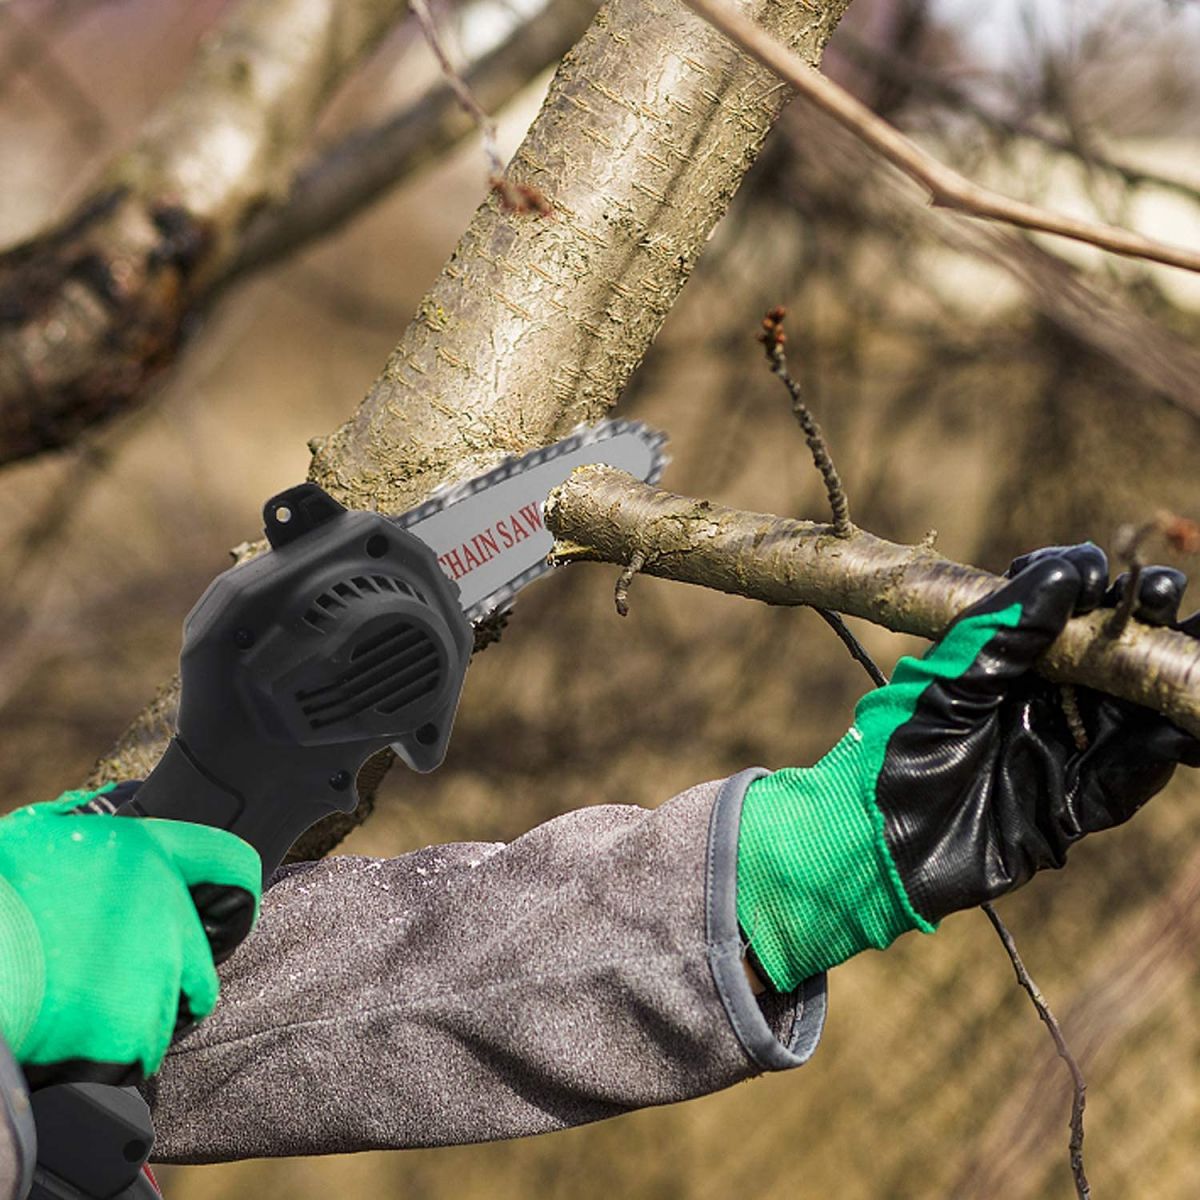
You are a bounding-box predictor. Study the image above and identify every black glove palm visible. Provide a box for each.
[889,543,1200,922]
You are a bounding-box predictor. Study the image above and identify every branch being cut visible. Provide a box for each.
[545,466,1200,740]
[681,0,1200,276]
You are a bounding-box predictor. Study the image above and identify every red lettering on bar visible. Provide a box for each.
[475,529,500,560]
[439,548,465,580]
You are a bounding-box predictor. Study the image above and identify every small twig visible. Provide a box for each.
[982,902,1091,1200]
[813,608,888,687]
[228,0,586,281]
[681,0,1200,276]
[614,549,645,617]
[408,0,503,175]
[759,307,852,536]
[408,0,551,215]
[1106,523,1147,640]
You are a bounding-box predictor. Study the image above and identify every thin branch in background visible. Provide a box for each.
[681,0,1200,275]
[754,320,1090,1194]
[981,902,1091,1200]
[837,30,1200,210]
[230,0,589,279]
[759,306,852,536]
[408,0,503,175]
[814,608,889,686]
[0,0,415,470]
[0,1,110,147]
[408,0,551,215]
[0,395,162,718]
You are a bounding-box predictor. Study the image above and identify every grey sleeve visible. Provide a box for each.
[0,1035,33,1200]
[142,770,827,1164]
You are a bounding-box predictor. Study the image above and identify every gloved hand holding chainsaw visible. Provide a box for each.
[0,787,260,1089]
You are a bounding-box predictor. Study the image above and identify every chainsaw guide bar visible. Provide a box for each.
[393,418,668,624]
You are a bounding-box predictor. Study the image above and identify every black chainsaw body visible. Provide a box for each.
[126,482,472,881]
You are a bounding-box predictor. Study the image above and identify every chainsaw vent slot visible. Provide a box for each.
[302,575,427,632]
[295,621,442,728]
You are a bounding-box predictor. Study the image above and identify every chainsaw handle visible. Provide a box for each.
[120,735,354,887]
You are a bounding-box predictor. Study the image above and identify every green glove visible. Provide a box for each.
[0,786,261,1087]
[737,546,1200,993]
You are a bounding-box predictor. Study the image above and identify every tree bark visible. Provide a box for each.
[545,466,1200,739]
[308,0,851,512]
[0,0,409,465]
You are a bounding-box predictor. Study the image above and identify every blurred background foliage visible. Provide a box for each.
[2,0,1200,1195]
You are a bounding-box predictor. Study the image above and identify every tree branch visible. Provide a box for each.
[544,466,1200,740]
[981,902,1091,1200]
[837,28,1200,211]
[681,0,1200,275]
[0,0,410,466]
[228,0,596,282]
[306,0,850,513]
[773,104,1200,424]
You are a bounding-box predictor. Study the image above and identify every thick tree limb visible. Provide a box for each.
[308,0,851,513]
[0,0,409,466]
[544,466,1200,740]
[682,0,1200,275]
[88,0,855,860]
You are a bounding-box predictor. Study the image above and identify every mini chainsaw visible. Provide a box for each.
[25,418,667,1200]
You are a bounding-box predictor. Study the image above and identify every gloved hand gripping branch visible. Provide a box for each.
[0,787,261,1088]
[737,543,1200,992]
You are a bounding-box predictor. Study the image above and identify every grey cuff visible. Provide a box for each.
[705,767,828,1071]
[0,1032,33,1200]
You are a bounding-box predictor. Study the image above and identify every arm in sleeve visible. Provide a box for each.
[0,1033,34,1200]
[141,771,827,1164]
